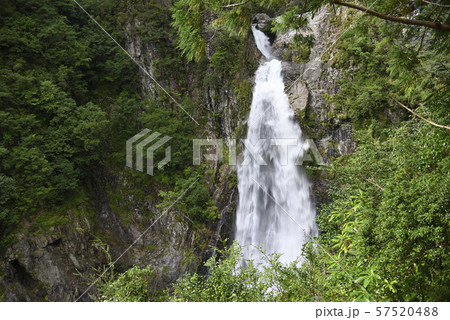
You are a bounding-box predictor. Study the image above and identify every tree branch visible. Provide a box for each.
[417,85,448,104]
[422,0,450,8]
[208,10,224,43]
[223,0,251,8]
[389,94,450,130]
[365,178,385,191]
[333,0,450,31]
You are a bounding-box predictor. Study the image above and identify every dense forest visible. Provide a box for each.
[0,0,448,302]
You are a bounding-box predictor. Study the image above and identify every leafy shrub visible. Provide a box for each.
[99,265,157,302]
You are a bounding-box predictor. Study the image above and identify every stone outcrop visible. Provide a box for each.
[253,13,273,33]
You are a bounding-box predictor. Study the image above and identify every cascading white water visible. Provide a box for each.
[234,26,317,266]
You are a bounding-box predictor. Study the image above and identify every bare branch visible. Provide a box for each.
[223,0,251,9]
[365,178,385,191]
[422,0,450,8]
[389,94,450,130]
[208,10,224,43]
[333,0,450,31]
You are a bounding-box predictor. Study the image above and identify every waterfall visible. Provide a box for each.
[234,26,317,266]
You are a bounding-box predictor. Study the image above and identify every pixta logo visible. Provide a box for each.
[126,129,172,176]
[193,138,324,167]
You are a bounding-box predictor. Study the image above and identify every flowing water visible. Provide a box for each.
[234,26,317,266]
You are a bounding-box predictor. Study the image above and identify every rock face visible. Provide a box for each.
[271,5,356,207]
[273,6,356,160]
[287,80,309,113]
[252,6,356,164]
[0,173,197,301]
[253,13,273,32]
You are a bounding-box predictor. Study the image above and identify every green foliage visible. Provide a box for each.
[0,0,222,249]
[203,29,257,93]
[0,175,18,248]
[292,34,314,63]
[171,0,284,61]
[99,265,158,302]
[280,33,314,63]
[316,12,449,301]
[171,0,207,61]
[135,2,186,86]
[169,242,279,301]
[0,0,140,245]
[271,6,308,33]
[171,0,450,62]
[78,239,162,301]
[158,167,217,225]
[318,114,450,301]
[209,35,241,79]
[168,240,389,302]
[328,6,449,130]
